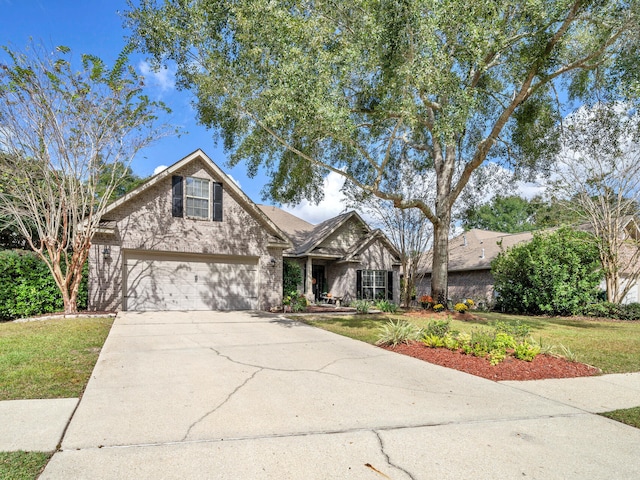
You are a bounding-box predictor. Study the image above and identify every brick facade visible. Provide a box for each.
[89,152,287,311]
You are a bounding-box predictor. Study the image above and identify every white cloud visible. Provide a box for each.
[516,180,547,199]
[138,61,176,92]
[153,165,168,175]
[281,171,349,224]
[227,174,241,188]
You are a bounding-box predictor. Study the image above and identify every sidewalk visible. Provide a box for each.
[0,398,78,451]
[2,311,639,479]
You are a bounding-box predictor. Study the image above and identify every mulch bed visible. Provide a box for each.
[382,341,601,381]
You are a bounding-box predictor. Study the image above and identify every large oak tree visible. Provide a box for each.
[128,0,639,302]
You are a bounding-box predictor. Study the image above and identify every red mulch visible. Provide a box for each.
[382,342,601,381]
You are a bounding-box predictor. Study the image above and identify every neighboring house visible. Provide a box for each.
[416,229,534,305]
[88,149,401,312]
[259,206,401,304]
[418,222,640,305]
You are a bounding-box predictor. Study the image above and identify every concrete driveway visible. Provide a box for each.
[42,311,640,479]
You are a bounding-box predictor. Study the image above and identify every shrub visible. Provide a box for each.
[514,342,541,362]
[423,333,445,348]
[375,299,398,313]
[351,299,372,314]
[464,298,475,308]
[284,291,307,312]
[0,250,88,320]
[425,319,451,338]
[376,320,422,346]
[433,303,445,312]
[492,320,531,342]
[579,302,640,320]
[491,227,602,316]
[283,260,303,297]
[622,303,640,321]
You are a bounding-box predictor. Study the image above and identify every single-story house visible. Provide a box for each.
[259,206,401,304]
[88,149,400,311]
[416,229,533,304]
[418,222,640,305]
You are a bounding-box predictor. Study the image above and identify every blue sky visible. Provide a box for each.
[0,0,349,222]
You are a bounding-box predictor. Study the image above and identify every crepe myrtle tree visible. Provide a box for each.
[552,103,640,303]
[0,43,171,314]
[127,0,639,303]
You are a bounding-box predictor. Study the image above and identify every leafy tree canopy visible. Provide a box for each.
[127,0,640,301]
[460,194,583,233]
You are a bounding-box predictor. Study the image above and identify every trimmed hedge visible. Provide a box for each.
[0,250,87,320]
[579,302,640,321]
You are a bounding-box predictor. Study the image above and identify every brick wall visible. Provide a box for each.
[88,157,284,311]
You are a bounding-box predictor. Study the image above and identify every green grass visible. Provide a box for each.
[0,317,113,400]
[0,451,51,480]
[600,407,640,429]
[299,311,640,374]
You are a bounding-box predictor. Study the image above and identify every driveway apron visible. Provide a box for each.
[42,311,640,479]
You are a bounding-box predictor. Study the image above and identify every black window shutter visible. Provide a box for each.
[172,176,183,217]
[387,271,393,301]
[213,182,223,221]
[356,270,362,299]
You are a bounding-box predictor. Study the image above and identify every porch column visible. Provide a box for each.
[305,257,314,302]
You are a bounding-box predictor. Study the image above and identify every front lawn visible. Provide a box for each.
[299,311,640,374]
[0,451,51,480]
[600,406,640,429]
[0,317,114,400]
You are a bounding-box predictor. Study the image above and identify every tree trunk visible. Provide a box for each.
[430,216,450,305]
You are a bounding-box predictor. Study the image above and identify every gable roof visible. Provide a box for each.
[100,149,291,248]
[259,205,400,260]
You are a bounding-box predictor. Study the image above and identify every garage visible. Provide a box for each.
[124,252,259,311]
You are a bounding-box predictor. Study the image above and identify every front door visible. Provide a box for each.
[311,265,326,301]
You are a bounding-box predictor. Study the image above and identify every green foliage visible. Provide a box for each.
[283,260,303,297]
[492,228,603,316]
[462,195,539,233]
[492,320,531,341]
[579,302,640,321]
[351,299,372,314]
[425,319,451,338]
[283,291,307,312]
[376,320,422,347]
[128,0,638,303]
[514,342,541,362]
[422,333,445,348]
[375,300,398,313]
[0,250,87,320]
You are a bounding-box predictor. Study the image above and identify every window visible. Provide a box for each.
[172,175,223,221]
[185,177,210,219]
[357,270,393,301]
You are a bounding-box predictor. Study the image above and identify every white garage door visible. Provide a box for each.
[124,252,259,311]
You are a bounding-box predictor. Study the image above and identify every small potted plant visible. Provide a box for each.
[433,303,445,313]
[419,295,433,309]
[454,302,468,313]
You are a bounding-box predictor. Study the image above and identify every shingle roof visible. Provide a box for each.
[422,228,534,273]
[258,206,374,257]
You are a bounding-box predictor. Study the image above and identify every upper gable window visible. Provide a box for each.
[172,175,223,221]
[186,177,210,219]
